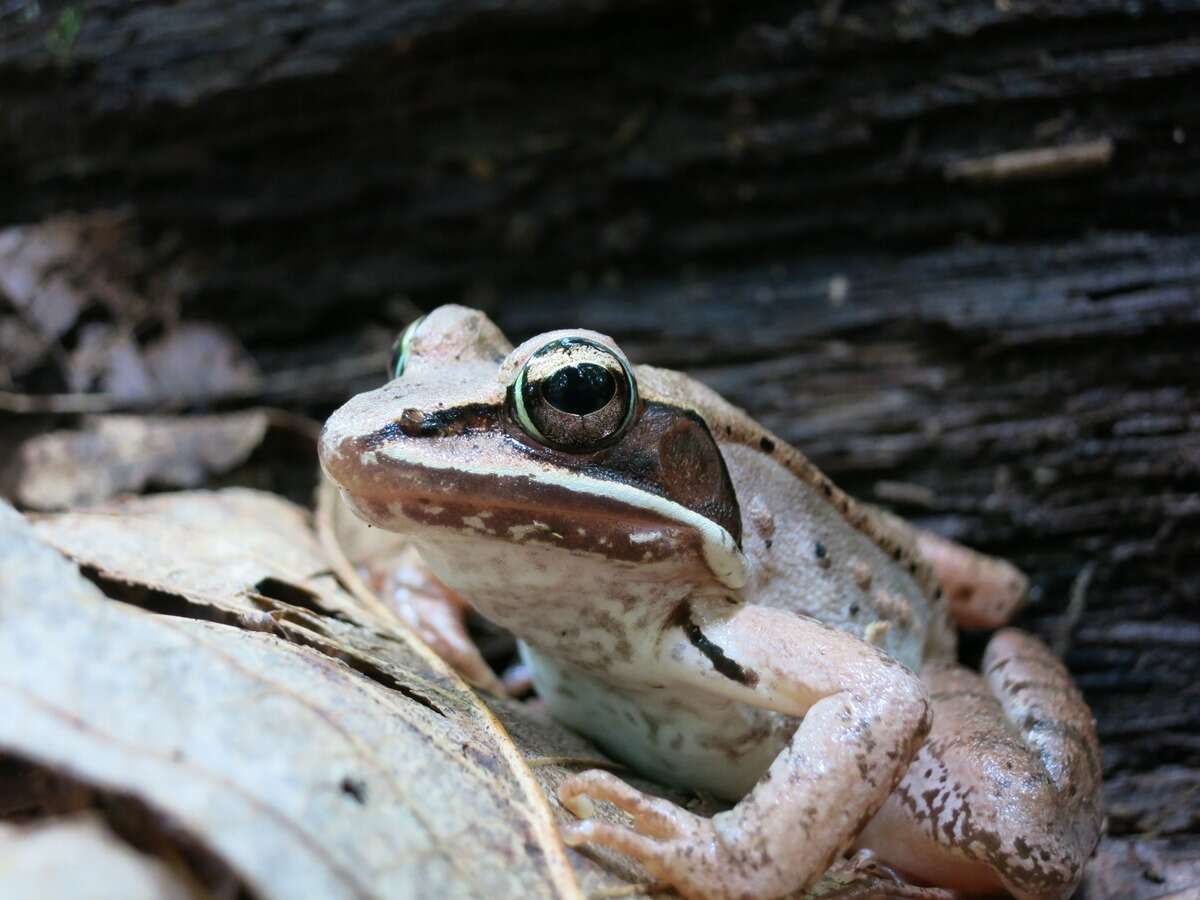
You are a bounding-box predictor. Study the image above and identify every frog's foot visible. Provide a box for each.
[558,770,760,900]
[856,629,1103,900]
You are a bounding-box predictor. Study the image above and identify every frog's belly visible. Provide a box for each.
[521,644,793,802]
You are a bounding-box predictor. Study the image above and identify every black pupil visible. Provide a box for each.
[541,363,617,415]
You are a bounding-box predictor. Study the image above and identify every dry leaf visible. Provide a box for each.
[0,816,192,900]
[0,315,48,382]
[32,487,430,635]
[78,322,261,405]
[10,412,271,509]
[0,211,259,406]
[138,322,261,402]
[0,211,189,339]
[0,216,95,340]
[0,500,581,899]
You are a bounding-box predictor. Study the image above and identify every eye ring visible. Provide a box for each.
[388,315,426,380]
[511,337,639,453]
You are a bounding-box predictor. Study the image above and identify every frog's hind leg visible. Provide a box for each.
[914,527,1029,630]
[866,505,1028,630]
[856,628,1103,899]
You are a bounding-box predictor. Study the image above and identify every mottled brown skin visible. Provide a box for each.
[320,306,1103,900]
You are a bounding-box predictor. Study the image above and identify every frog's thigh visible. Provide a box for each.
[856,629,1103,900]
[560,604,932,900]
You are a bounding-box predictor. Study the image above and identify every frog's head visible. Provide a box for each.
[319,306,747,632]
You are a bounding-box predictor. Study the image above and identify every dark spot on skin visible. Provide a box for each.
[765,539,773,549]
[814,541,827,559]
[667,600,759,688]
[759,436,775,453]
[613,636,633,661]
[340,777,368,804]
[849,603,860,617]
[856,754,870,780]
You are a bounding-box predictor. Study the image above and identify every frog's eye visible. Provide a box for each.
[511,337,639,452]
[388,315,426,380]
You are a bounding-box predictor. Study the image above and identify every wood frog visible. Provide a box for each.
[320,306,1102,899]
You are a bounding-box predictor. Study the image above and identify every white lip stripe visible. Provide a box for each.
[364,445,748,589]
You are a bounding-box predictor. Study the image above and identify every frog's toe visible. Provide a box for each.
[561,815,718,900]
[558,769,691,838]
[560,816,664,856]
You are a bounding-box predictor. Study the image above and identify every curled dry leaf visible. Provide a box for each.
[0,315,46,383]
[0,500,581,900]
[9,411,271,510]
[71,321,262,406]
[34,487,428,638]
[0,214,104,341]
[0,211,260,406]
[0,816,192,900]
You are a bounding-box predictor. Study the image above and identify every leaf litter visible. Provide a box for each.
[1,497,580,899]
[9,411,271,510]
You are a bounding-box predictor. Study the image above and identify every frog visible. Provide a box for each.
[319,305,1103,900]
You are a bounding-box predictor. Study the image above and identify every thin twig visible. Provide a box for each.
[0,353,383,414]
[945,137,1113,183]
[1054,560,1096,657]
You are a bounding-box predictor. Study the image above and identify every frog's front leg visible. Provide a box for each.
[855,629,1103,899]
[558,601,932,900]
[377,546,506,694]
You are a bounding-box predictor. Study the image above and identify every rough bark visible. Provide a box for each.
[2,0,1198,896]
[3,1,1199,334]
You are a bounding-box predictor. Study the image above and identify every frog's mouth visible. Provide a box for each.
[319,394,748,589]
